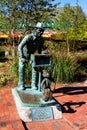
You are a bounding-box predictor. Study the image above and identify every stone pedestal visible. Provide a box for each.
[12,87,62,122]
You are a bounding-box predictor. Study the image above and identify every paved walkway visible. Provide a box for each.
[0,82,87,130]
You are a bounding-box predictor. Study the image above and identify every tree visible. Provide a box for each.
[0,0,59,31]
[0,0,59,56]
[56,4,86,53]
[58,4,75,53]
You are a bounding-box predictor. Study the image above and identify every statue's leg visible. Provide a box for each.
[31,67,37,90]
[18,59,25,90]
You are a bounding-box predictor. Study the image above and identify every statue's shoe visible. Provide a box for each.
[17,86,25,91]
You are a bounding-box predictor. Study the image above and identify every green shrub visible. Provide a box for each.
[0,72,10,86]
[8,57,18,84]
[50,53,77,83]
[0,63,4,67]
[0,50,5,60]
[8,52,87,84]
[75,52,87,75]
[44,40,68,54]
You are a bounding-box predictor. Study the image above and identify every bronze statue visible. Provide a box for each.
[18,22,45,90]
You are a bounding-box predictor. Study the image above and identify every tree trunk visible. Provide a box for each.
[11,29,15,57]
[66,34,70,53]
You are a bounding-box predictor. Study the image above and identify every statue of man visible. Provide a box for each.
[18,22,45,90]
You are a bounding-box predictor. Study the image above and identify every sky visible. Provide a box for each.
[52,0,87,16]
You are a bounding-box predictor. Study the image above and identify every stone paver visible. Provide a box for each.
[53,82,87,130]
[0,88,25,130]
[0,82,87,130]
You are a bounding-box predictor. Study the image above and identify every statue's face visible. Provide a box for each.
[34,28,44,37]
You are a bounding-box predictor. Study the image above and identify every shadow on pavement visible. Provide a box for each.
[53,86,86,113]
[61,101,85,113]
[53,86,87,95]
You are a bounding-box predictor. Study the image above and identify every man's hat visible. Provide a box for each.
[35,22,45,30]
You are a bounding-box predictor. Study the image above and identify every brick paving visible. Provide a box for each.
[0,82,87,130]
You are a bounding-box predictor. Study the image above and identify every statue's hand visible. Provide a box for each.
[29,60,32,65]
[41,50,49,54]
[20,58,28,63]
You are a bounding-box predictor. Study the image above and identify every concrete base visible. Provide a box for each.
[12,87,62,122]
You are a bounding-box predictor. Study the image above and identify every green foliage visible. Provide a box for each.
[8,57,18,83]
[75,52,87,74]
[0,51,5,57]
[0,63,4,67]
[50,53,77,82]
[44,40,68,54]
[0,48,6,60]
[0,72,10,86]
[0,0,59,33]
[55,4,87,52]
